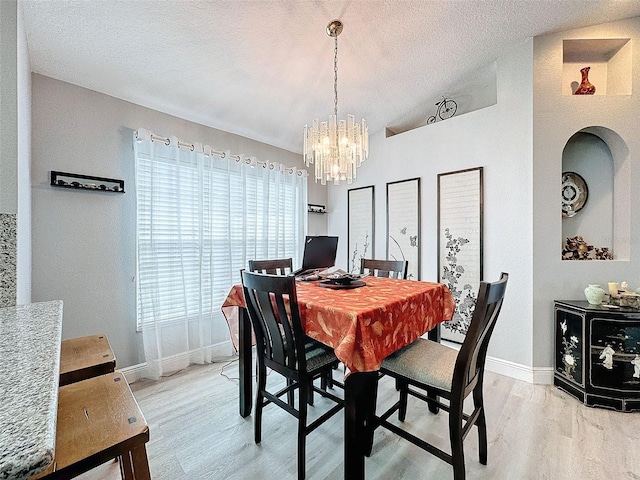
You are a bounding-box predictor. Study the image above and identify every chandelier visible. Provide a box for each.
[303,20,369,185]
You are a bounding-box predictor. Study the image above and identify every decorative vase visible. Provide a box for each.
[574,66,596,95]
[584,284,606,305]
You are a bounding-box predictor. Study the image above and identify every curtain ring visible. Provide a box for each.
[165,138,170,146]
[190,144,195,152]
[220,152,226,158]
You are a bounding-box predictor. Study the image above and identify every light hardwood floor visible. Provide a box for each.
[78,356,640,480]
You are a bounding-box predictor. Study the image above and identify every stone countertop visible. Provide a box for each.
[0,301,63,480]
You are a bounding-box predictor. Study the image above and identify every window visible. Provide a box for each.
[134,133,307,333]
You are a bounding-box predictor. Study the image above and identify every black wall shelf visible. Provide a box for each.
[50,171,125,193]
[308,203,327,214]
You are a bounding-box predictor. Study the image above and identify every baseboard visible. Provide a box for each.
[442,340,553,385]
[485,355,554,384]
[119,341,234,384]
[119,362,147,383]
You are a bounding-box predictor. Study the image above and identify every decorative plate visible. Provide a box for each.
[562,172,588,217]
[319,280,366,289]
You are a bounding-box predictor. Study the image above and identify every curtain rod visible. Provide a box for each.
[134,130,304,175]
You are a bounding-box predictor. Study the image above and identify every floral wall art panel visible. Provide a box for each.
[348,186,374,273]
[438,167,483,343]
[386,178,420,280]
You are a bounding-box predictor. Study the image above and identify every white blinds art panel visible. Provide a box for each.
[135,129,307,379]
[438,167,483,344]
[386,178,420,280]
[348,186,374,273]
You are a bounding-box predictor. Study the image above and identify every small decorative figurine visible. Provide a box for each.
[599,344,615,369]
[632,355,640,379]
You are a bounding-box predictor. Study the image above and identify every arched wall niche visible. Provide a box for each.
[561,126,629,261]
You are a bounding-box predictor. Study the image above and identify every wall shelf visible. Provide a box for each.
[562,38,632,95]
[50,171,125,193]
[307,204,327,214]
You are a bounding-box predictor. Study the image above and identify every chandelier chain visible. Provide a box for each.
[333,34,338,117]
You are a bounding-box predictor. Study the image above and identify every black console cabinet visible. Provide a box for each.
[554,300,640,412]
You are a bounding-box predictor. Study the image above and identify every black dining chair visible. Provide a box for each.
[360,258,408,279]
[248,257,334,404]
[374,272,509,480]
[248,258,293,275]
[241,270,344,480]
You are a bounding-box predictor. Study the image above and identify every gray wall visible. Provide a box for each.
[30,74,326,368]
[1,1,31,307]
[1,0,18,307]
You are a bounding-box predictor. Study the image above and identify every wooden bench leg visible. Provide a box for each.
[130,446,151,480]
[119,454,134,480]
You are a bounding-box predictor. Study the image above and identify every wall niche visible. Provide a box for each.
[562,38,631,96]
[561,127,630,261]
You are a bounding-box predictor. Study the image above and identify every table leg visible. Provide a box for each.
[344,371,379,479]
[238,306,252,418]
[427,323,441,342]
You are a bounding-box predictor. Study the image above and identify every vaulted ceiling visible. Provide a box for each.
[21,0,640,153]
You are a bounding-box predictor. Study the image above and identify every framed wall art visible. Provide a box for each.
[437,167,483,343]
[386,178,420,280]
[348,186,374,273]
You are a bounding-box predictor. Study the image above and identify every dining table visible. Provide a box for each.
[221,275,455,479]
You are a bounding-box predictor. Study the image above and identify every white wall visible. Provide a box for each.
[328,40,535,375]
[30,74,324,368]
[533,17,640,369]
[17,4,32,304]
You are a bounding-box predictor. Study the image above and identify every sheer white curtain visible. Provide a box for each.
[134,128,307,379]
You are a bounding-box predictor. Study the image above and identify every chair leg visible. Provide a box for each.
[449,400,466,480]
[298,378,309,480]
[255,363,267,444]
[473,386,488,465]
[287,379,295,407]
[398,379,409,422]
[426,387,440,414]
[321,368,333,390]
[307,380,314,406]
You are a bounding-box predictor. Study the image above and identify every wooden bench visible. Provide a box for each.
[32,372,150,480]
[59,334,115,386]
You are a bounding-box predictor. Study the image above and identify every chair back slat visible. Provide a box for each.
[360,258,408,279]
[241,270,306,373]
[453,273,508,395]
[258,289,287,364]
[248,258,293,275]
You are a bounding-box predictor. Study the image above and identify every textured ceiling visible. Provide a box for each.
[21,0,640,154]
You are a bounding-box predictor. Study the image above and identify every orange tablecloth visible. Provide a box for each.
[222,276,454,373]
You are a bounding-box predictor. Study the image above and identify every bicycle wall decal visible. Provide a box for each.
[427,95,457,124]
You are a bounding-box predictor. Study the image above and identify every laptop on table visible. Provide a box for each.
[293,236,339,278]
